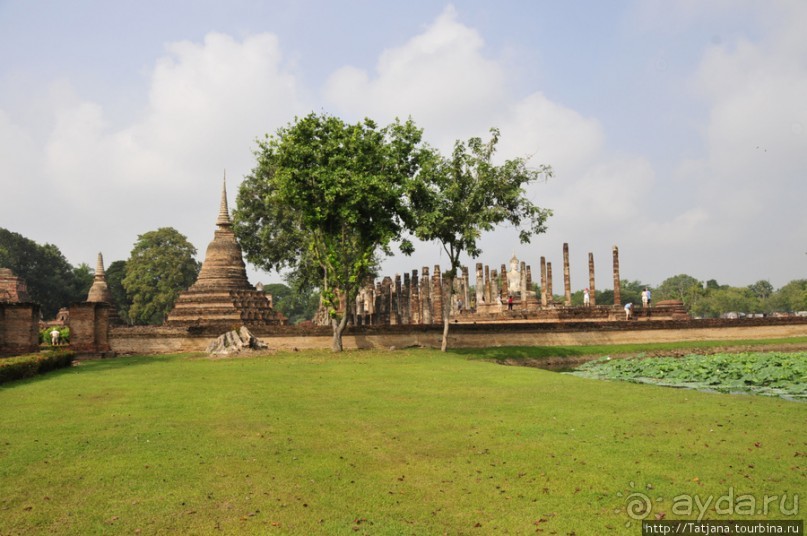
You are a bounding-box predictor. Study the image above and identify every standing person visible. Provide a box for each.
[624,302,633,320]
[583,288,590,307]
[641,288,649,308]
[646,288,652,308]
[50,328,60,346]
[507,295,514,311]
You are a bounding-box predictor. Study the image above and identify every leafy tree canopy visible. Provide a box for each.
[122,227,200,325]
[0,228,92,318]
[408,127,552,350]
[261,283,320,325]
[655,274,704,306]
[234,112,431,351]
[105,260,131,323]
[748,280,774,300]
[769,279,807,313]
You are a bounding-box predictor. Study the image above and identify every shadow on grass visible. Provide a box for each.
[72,353,191,372]
[447,346,589,361]
[0,353,188,390]
[446,336,807,364]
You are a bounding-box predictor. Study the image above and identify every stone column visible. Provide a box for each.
[612,245,621,306]
[588,252,596,306]
[484,265,491,304]
[402,272,411,325]
[540,256,547,307]
[421,267,432,324]
[475,263,484,308]
[546,262,554,306]
[563,242,572,306]
[490,269,499,303]
[374,281,382,325]
[379,278,390,324]
[410,270,420,324]
[500,263,509,298]
[432,265,443,324]
[519,261,529,309]
[365,280,376,325]
[354,289,363,326]
[390,274,401,325]
[462,266,470,310]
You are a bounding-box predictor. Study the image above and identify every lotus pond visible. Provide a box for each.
[570,351,807,401]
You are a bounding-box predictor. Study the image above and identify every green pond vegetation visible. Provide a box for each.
[572,352,807,401]
[0,344,804,534]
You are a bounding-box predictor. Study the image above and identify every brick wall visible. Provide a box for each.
[0,303,41,356]
[107,317,807,354]
[68,303,111,354]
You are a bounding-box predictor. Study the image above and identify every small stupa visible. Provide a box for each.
[86,253,114,303]
[165,178,285,329]
[86,252,122,324]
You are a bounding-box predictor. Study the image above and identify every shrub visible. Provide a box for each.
[39,326,70,345]
[0,350,76,385]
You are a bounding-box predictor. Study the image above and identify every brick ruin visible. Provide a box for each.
[331,242,688,327]
[165,180,286,330]
[0,268,31,303]
[1,186,695,356]
[85,252,122,325]
[0,268,40,355]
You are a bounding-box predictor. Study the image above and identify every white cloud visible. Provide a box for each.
[2,31,307,269]
[496,91,604,175]
[2,2,806,290]
[324,5,507,148]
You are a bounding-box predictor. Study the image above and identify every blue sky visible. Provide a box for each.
[1,0,805,290]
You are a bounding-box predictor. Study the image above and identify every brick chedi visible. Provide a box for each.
[86,252,114,303]
[166,179,285,329]
[0,268,30,303]
[86,252,122,324]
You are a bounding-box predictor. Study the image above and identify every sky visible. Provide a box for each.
[1,0,805,291]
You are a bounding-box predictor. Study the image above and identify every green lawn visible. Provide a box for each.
[0,349,804,535]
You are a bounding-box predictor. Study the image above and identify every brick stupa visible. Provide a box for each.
[165,180,285,329]
[86,252,122,324]
[0,268,30,302]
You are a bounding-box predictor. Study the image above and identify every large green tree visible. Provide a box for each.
[0,228,93,317]
[769,279,807,313]
[408,128,552,351]
[105,260,131,323]
[261,283,320,325]
[691,286,758,318]
[122,228,200,325]
[655,274,704,308]
[234,113,428,351]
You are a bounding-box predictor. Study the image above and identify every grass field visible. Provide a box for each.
[0,347,804,535]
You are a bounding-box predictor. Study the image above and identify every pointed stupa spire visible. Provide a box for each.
[216,172,232,227]
[86,251,114,304]
[95,252,106,277]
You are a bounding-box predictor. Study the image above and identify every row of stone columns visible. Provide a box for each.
[470,242,619,308]
[349,243,623,325]
[353,265,473,326]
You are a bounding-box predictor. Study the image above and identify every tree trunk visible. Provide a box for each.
[331,314,348,352]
